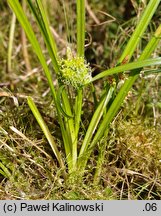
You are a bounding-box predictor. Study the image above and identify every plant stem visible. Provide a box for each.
[70,0,86,171]
[77,0,85,57]
[7,12,16,73]
[21,0,31,72]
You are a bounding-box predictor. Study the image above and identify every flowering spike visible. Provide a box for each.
[58,47,92,89]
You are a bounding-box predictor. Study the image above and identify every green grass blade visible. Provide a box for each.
[57,86,73,118]
[70,89,83,169]
[74,90,83,137]
[140,25,161,59]
[118,0,161,64]
[27,96,66,176]
[143,68,161,75]
[77,0,85,56]
[7,12,16,73]
[27,0,59,73]
[0,162,11,178]
[79,86,115,158]
[36,0,58,57]
[91,57,161,82]
[62,0,72,44]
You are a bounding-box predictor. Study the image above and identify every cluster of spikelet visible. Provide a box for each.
[58,47,92,89]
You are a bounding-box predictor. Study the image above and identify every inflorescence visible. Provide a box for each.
[58,47,92,89]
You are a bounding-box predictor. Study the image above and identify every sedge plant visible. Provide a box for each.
[7,0,161,183]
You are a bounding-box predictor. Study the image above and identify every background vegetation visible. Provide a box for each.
[0,0,161,199]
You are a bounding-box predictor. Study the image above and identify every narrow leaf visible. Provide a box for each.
[79,86,114,157]
[118,0,161,63]
[91,57,161,82]
[57,86,73,118]
[77,0,85,56]
[27,96,66,175]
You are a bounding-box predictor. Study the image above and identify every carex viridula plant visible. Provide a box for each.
[7,0,161,183]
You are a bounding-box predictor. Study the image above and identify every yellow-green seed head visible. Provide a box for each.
[58,47,92,89]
